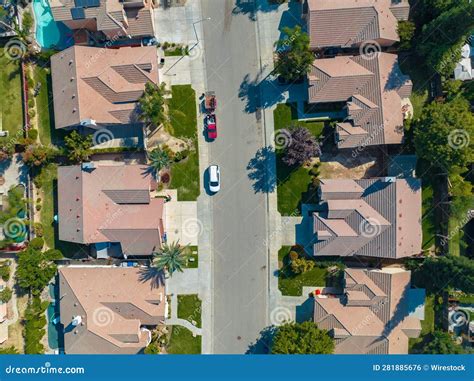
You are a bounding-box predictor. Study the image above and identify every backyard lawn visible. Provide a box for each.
[278,246,329,297]
[167,326,201,354]
[32,65,55,146]
[168,85,200,201]
[274,103,324,216]
[408,295,435,353]
[177,294,202,328]
[0,48,23,137]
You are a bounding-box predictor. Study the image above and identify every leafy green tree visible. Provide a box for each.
[21,11,34,36]
[0,286,12,303]
[23,297,48,354]
[0,264,10,281]
[139,82,170,129]
[411,255,474,294]
[148,148,171,179]
[275,26,313,82]
[271,321,334,354]
[422,331,469,354]
[16,247,62,295]
[152,241,188,276]
[413,98,473,174]
[64,130,92,163]
[418,2,474,76]
[397,21,415,50]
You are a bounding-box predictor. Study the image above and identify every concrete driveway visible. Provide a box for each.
[163,190,199,245]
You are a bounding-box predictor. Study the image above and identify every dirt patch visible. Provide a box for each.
[318,151,382,179]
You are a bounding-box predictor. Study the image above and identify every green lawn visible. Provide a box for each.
[167,326,201,354]
[278,246,329,297]
[274,103,324,135]
[35,163,57,249]
[274,103,324,216]
[177,294,202,328]
[0,48,23,137]
[168,85,200,201]
[408,295,435,353]
[184,245,198,268]
[164,47,187,57]
[32,65,54,146]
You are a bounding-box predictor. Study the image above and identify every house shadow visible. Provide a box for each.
[295,204,320,255]
[247,146,277,193]
[232,0,281,21]
[137,266,166,289]
[295,297,315,323]
[277,0,304,41]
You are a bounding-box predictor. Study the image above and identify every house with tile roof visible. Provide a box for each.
[50,0,155,41]
[59,266,166,354]
[313,177,422,259]
[57,163,164,258]
[314,267,424,354]
[304,0,410,50]
[308,52,412,148]
[51,45,158,135]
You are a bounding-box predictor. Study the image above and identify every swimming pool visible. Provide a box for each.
[33,0,73,49]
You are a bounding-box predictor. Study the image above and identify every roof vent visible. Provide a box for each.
[69,60,73,65]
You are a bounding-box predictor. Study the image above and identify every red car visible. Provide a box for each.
[206,114,217,140]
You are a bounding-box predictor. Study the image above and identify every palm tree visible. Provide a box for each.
[152,242,188,276]
[139,82,170,129]
[148,148,171,179]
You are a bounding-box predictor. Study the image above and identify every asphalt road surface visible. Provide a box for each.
[201,0,268,354]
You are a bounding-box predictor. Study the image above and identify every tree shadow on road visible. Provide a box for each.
[246,326,276,354]
[232,0,281,21]
[247,146,277,193]
[239,73,285,114]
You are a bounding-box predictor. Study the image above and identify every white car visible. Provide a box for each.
[208,165,221,193]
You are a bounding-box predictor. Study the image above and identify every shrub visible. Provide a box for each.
[174,149,189,162]
[33,222,43,237]
[28,98,35,108]
[35,204,42,211]
[0,287,12,303]
[162,42,169,49]
[160,172,170,184]
[0,265,10,281]
[289,251,299,261]
[27,129,38,140]
[291,258,315,274]
[29,237,44,250]
[26,76,34,88]
[28,109,36,118]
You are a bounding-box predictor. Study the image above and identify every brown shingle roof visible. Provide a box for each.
[314,268,422,354]
[57,163,164,256]
[313,178,422,259]
[308,53,412,148]
[59,267,166,354]
[50,0,154,38]
[51,45,158,129]
[307,0,409,49]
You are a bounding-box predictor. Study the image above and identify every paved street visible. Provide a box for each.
[201,0,268,353]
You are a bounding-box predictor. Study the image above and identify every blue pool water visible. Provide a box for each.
[33,0,73,49]
[47,302,62,350]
